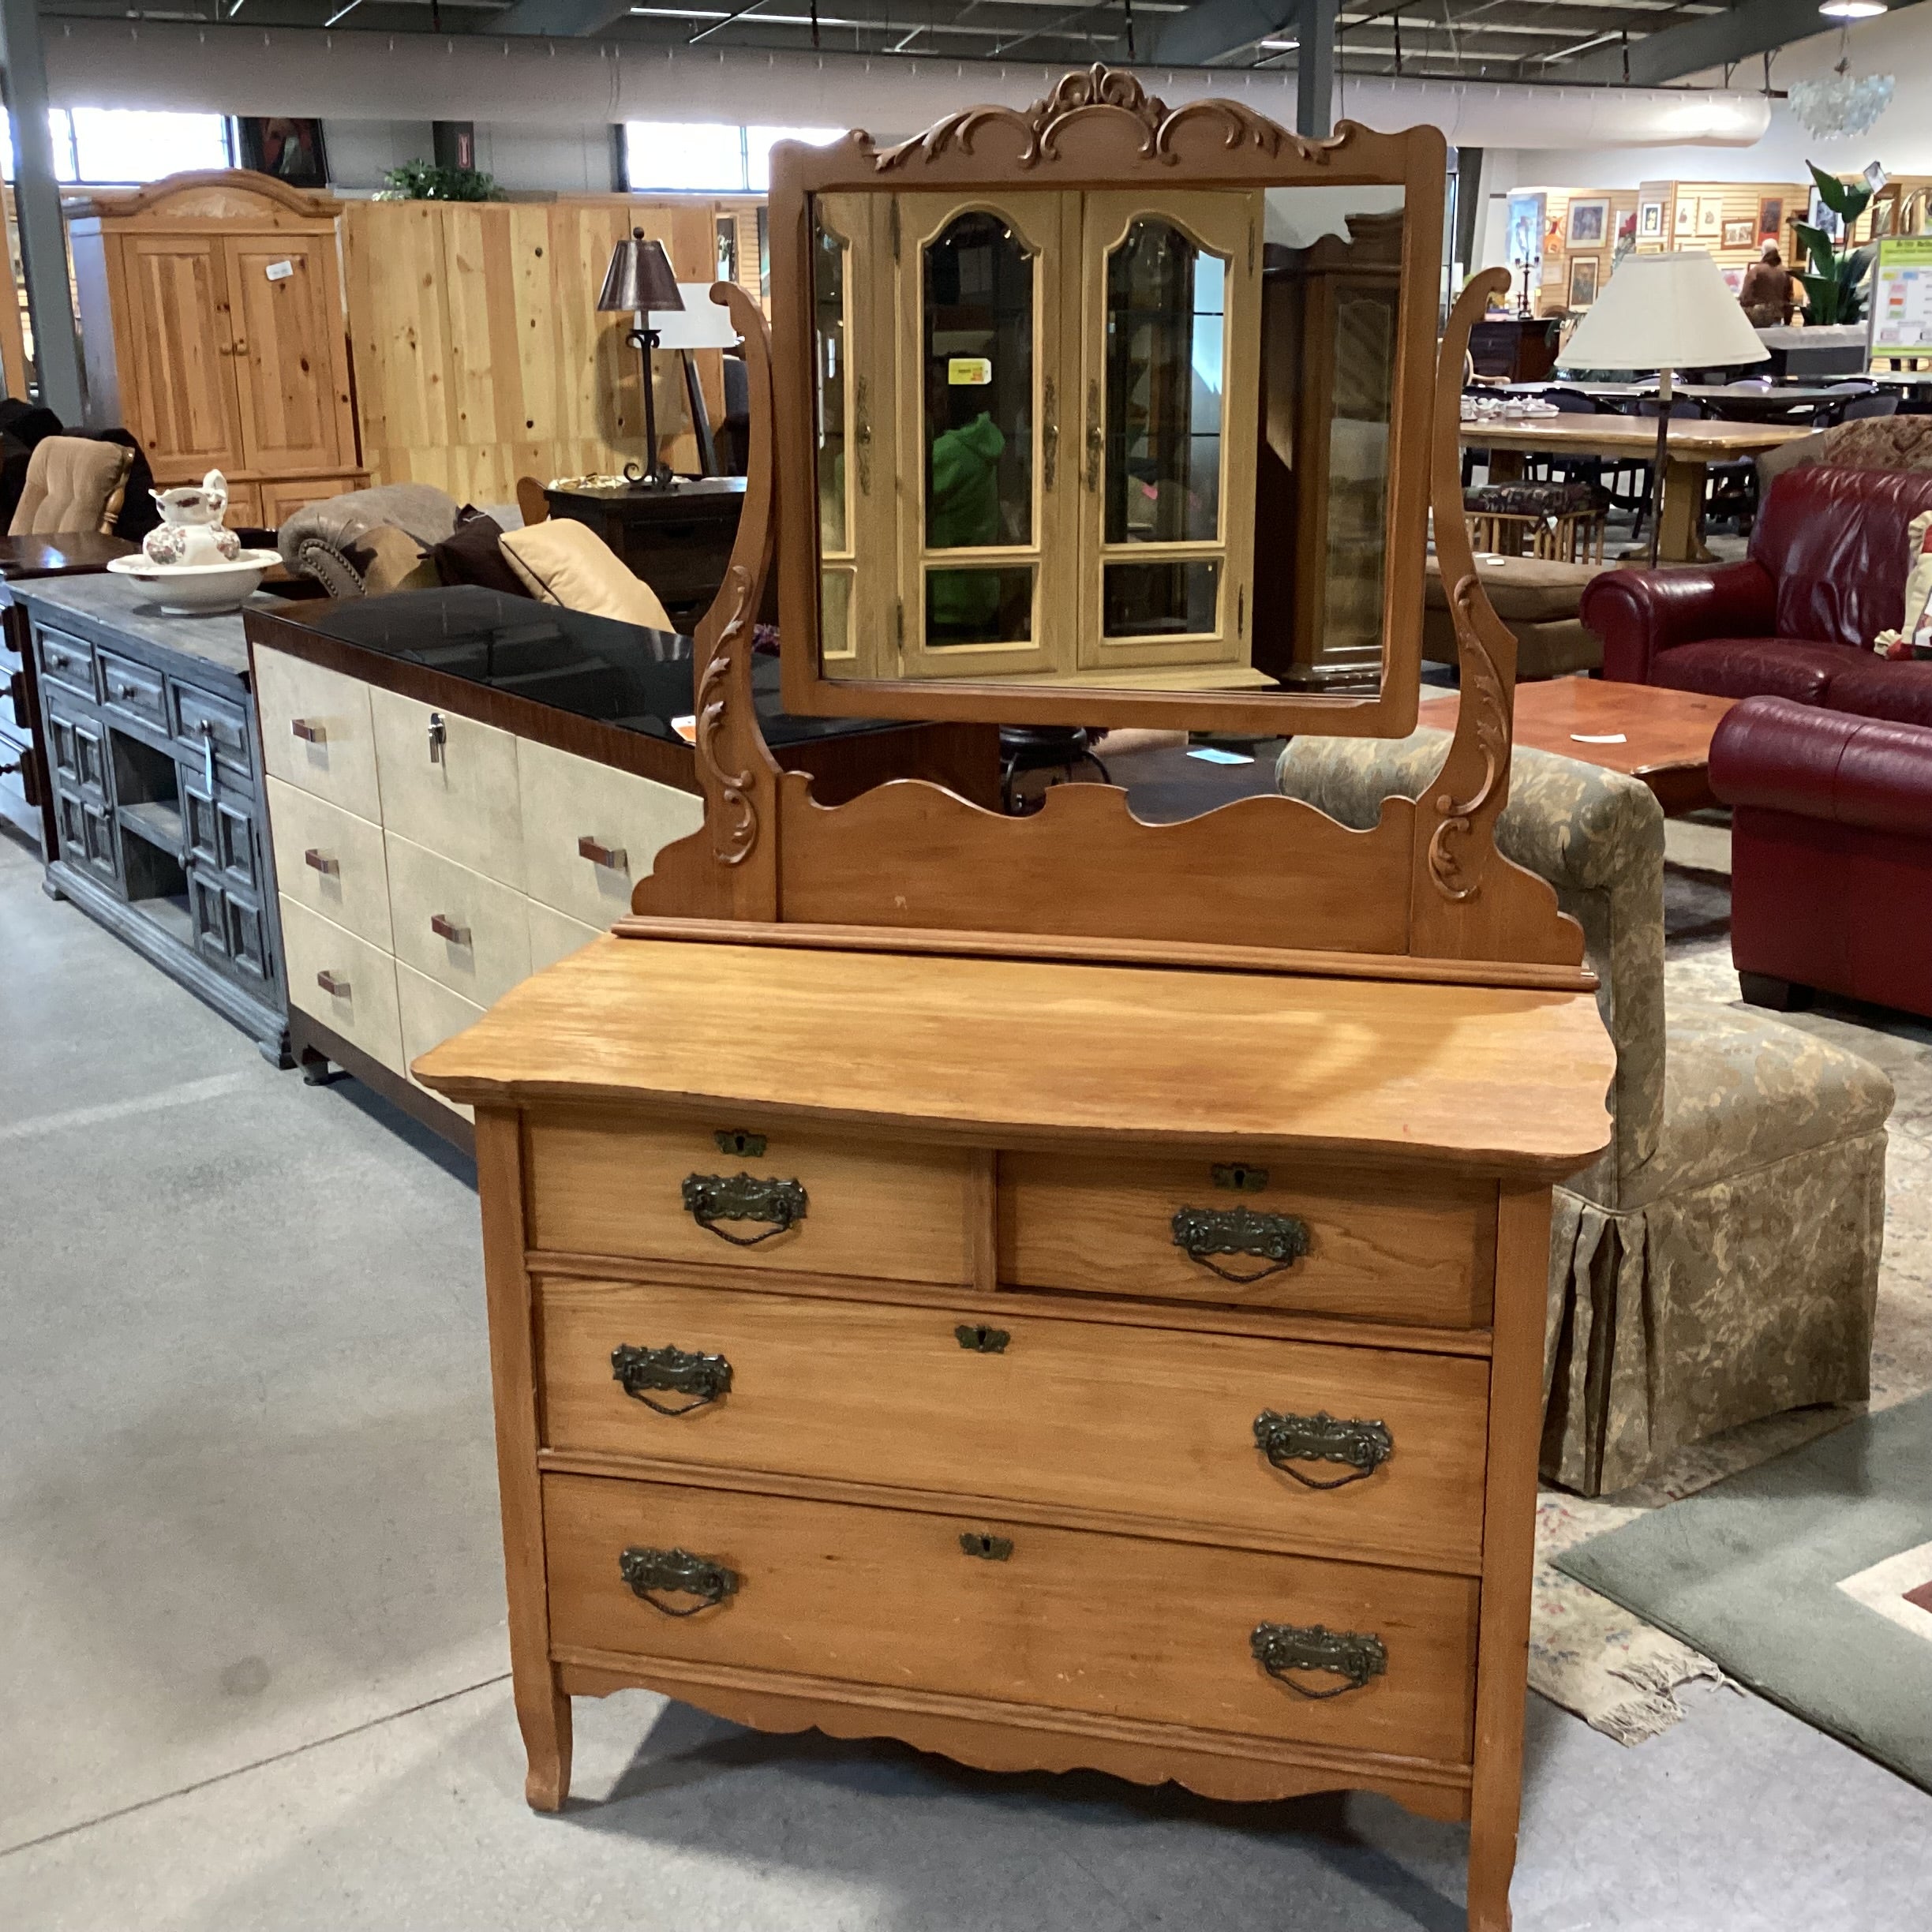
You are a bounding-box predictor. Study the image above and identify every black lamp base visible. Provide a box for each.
[623,322,675,490]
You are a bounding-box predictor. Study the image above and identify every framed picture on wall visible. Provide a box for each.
[1567,254,1601,309]
[1567,197,1609,248]
[234,118,329,190]
[1758,197,1783,240]
[1638,200,1664,240]
[1721,219,1754,249]
[1675,197,1696,237]
[1696,196,1724,237]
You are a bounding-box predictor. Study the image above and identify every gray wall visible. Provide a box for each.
[321,120,618,195]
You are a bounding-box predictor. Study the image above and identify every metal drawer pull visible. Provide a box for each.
[427,712,446,765]
[955,1323,1009,1354]
[1254,1410,1393,1489]
[577,835,628,871]
[1252,1623,1387,1699]
[619,1545,739,1616]
[290,717,327,743]
[960,1532,1013,1561]
[429,912,471,946]
[682,1171,807,1246]
[111,680,144,702]
[611,1341,732,1415]
[303,848,339,876]
[316,969,350,997]
[714,1128,766,1158]
[1171,1205,1310,1283]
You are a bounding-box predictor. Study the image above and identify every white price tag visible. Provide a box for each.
[265,260,294,282]
[1571,732,1627,745]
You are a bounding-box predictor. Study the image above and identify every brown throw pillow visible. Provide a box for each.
[430,511,530,599]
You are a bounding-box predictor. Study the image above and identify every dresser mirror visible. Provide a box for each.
[773,94,1443,735]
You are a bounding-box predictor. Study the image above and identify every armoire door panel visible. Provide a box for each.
[117,237,244,474]
[223,236,350,475]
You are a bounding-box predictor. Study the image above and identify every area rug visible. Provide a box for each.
[1553,1388,1932,1792]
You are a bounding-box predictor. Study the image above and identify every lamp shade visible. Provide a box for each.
[1558,250,1769,374]
[650,283,741,350]
[597,230,683,314]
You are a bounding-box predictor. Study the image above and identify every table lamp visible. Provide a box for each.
[1559,250,1769,565]
[597,230,684,489]
[650,283,743,477]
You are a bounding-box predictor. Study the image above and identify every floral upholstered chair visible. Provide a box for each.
[1277,729,1893,1496]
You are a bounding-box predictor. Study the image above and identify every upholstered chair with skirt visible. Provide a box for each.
[1277,728,1893,1495]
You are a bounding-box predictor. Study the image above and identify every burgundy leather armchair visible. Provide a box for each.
[1582,466,1932,701]
[1711,696,1932,1019]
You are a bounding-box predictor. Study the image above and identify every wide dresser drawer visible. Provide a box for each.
[1000,1151,1495,1329]
[543,1473,1479,1765]
[266,775,391,948]
[256,646,380,820]
[281,895,403,1076]
[526,1110,979,1286]
[538,1279,1489,1571]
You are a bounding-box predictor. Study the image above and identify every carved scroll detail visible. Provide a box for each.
[873,64,1307,173]
[1427,575,1510,903]
[695,564,759,867]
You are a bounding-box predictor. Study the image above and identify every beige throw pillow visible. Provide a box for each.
[498,519,675,631]
[1906,510,1932,646]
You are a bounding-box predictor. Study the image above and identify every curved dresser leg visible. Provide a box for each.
[519,1676,573,1812]
[1466,1811,1517,1930]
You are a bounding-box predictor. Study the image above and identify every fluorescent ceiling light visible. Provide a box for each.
[1818,0,1886,17]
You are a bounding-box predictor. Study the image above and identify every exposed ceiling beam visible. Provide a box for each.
[496,0,632,32]
[1148,0,1300,65]
[1562,0,1926,85]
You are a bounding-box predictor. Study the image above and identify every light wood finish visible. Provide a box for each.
[537,1277,1490,1571]
[544,1473,1481,1762]
[1000,1151,1494,1328]
[515,736,703,930]
[384,831,534,1009]
[68,172,362,501]
[0,194,29,403]
[524,1108,979,1285]
[526,900,603,973]
[395,962,481,1125]
[419,938,1614,1178]
[367,685,524,892]
[279,894,403,1076]
[264,775,391,950]
[1420,680,1739,818]
[255,644,380,819]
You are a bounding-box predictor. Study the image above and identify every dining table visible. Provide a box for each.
[1460,416,1818,562]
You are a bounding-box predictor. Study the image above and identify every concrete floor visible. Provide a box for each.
[4,826,1931,1931]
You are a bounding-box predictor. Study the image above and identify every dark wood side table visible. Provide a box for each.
[542,478,765,633]
[0,533,137,855]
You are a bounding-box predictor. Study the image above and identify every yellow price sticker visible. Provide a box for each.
[947,356,992,386]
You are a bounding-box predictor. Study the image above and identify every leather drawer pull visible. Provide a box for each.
[578,835,628,871]
[290,717,327,743]
[1254,1410,1393,1489]
[429,912,471,946]
[960,1532,1013,1561]
[611,1341,732,1415]
[681,1171,807,1246]
[955,1323,1010,1354]
[619,1545,739,1616]
[1171,1204,1310,1283]
[1252,1622,1387,1699]
[316,969,350,997]
[303,848,339,876]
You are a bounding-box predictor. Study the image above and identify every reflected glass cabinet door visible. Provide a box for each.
[893,193,1073,680]
[1078,191,1261,680]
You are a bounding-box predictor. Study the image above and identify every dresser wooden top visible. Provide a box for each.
[416,936,1614,1179]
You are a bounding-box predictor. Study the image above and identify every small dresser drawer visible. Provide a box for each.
[174,683,252,784]
[280,895,404,1076]
[517,737,703,929]
[256,647,380,820]
[267,775,391,949]
[385,830,532,1008]
[543,1474,1479,1765]
[1000,1153,1495,1329]
[526,899,603,973]
[369,686,523,891]
[526,1110,978,1286]
[537,1280,1490,1571]
[397,961,480,1124]
[99,649,166,729]
[36,627,95,702]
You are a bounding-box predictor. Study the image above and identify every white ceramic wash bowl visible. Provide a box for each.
[106,549,280,616]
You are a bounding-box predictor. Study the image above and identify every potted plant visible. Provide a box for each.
[1793,162,1876,325]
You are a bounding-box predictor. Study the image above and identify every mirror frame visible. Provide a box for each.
[770,67,1446,736]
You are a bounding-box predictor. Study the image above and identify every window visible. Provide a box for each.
[623,121,841,195]
[0,108,229,185]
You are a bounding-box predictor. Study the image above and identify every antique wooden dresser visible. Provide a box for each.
[418,72,1616,1931]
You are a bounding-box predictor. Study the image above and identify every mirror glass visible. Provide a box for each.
[807,181,1406,698]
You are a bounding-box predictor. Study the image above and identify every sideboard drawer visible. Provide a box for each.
[369,686,523,891]
[525,1110,978,1286]
[518,737,703,930]
[1000,1153,1494,1329]
[280,895,404,1076]
[266,775,391,949]
[174,683,252,786]
[537,1279,1489,1571]
[256,646,380,819]
[544,1473,1479,1765]
[36,627,95,702]
[98,648,166,730]
[384,830,533,1008]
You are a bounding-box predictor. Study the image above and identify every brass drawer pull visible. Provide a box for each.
[290,717,327,743]
[578,835,628,871]
[611,1341,733,1415]
[429,912,472,946]
[316,969,350,997]
[619,1544,739,1616]
[954,1323,1009,1354]
[1254,1410,1393,1489]
[1252,1622,1387,1699]
[1171,1204,1310,1283]
[960,1532,1013,1561]
[303,848,339,876]
[682,1171,807,1246]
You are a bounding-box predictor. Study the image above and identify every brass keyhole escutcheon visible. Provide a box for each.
[714,1129,766,1159]
[954,1324,1010,1354]
[960,1532,1013,1562]
[1213,1163,1269,1193]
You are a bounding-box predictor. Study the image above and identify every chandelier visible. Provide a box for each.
[1789,54,1895,139]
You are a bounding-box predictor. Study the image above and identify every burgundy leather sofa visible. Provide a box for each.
[1582,465,1932,699]
[1711,698,1932,1018]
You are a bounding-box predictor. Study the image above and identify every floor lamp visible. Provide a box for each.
[1559,250,1769,566]
[650,283,743,478]
[597,229,683,489]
